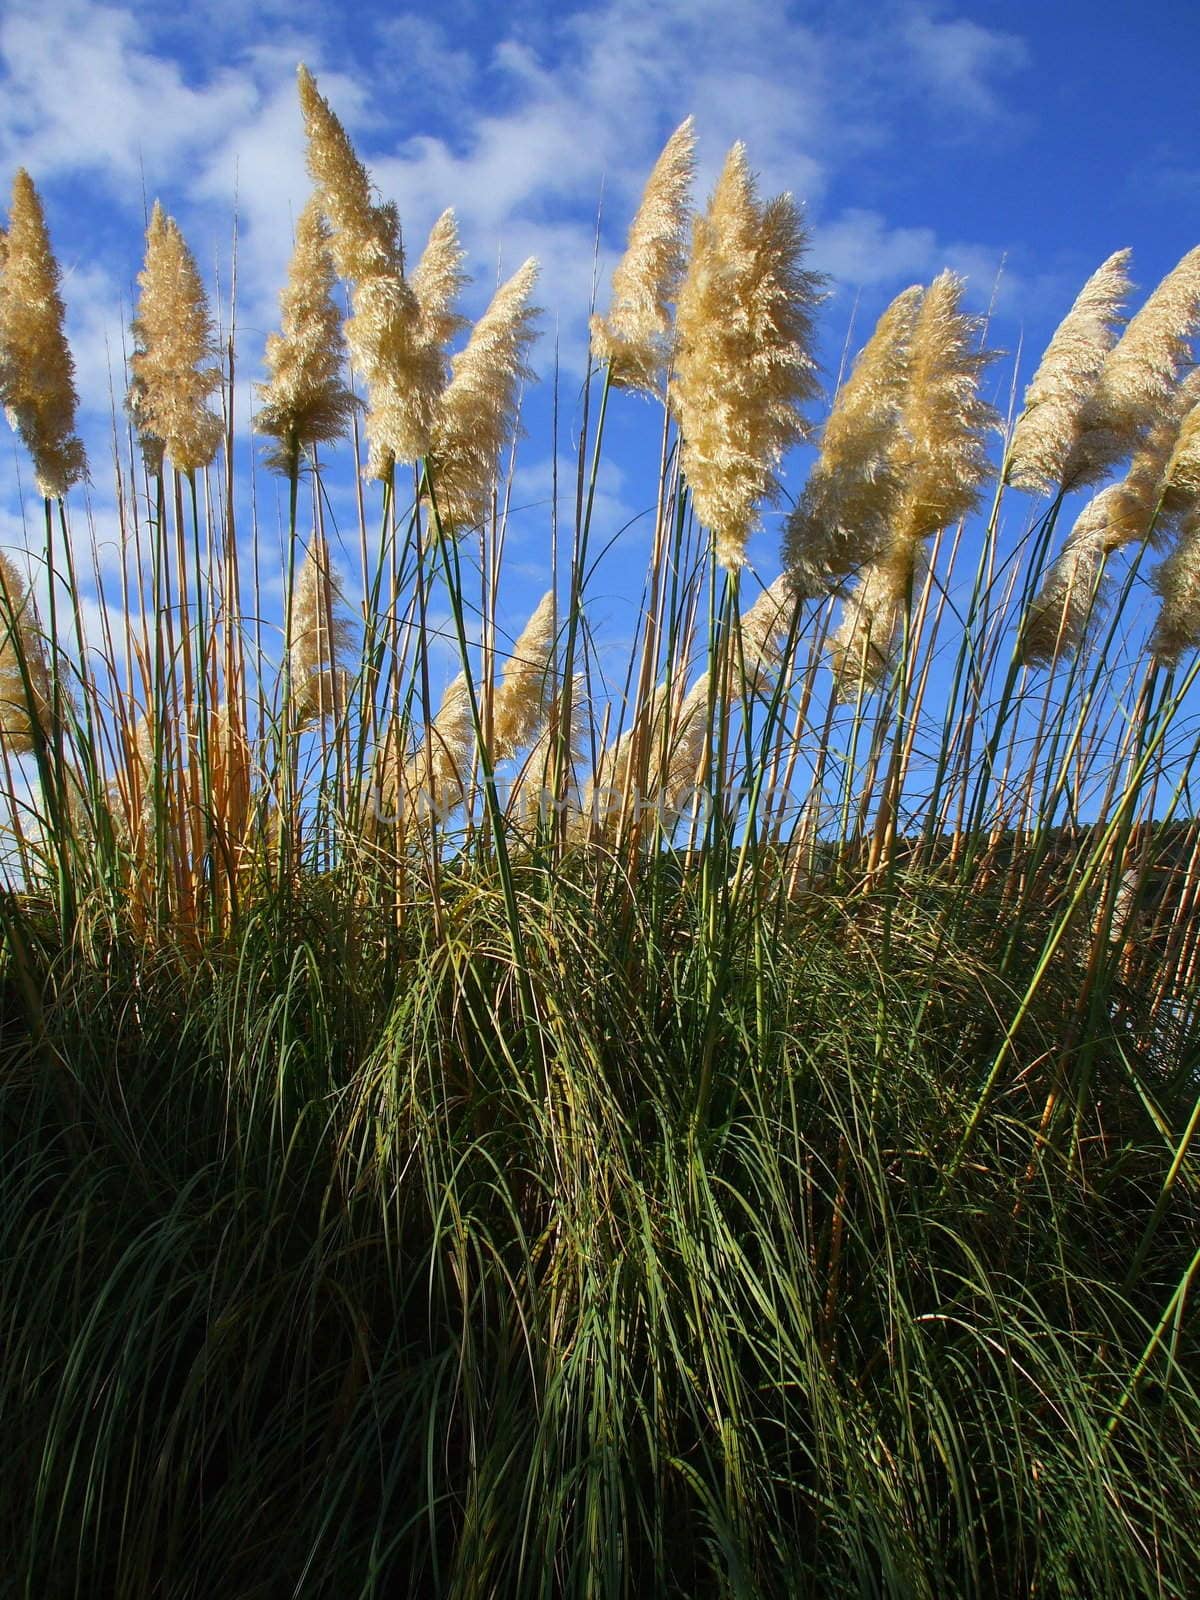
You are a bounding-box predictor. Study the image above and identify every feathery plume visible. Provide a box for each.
[403,673,475,822]
[411,209,469,362]
[289,532,353,727]
[661,671,710,819]
[256,197,358,476]
[510,674,588,828]
[782,285,923,596]
[1022,370,1200,666]
[892,270,999,546]
[492,589,556,759]
[827,541,932,696]
[1019,493,1113,666]
[297,66,439,478]
[0,170,87,497]
[671,143,823,570]
[1160,391,1200,518]
[738,572,797,684]
[428,258,540,531]
[1006,249,1133,493]
[129,203,223,474]
[827,272,997,693]
[0,551,52,752]
[296,65,400,285]
[590,116,696,396]
[1064,244,1200,490]
[1150,509,1200,664]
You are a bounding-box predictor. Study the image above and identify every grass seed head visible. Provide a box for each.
[0,550,52,752]
[0,170,87,497]
[492,589,557,760]
[428,258,540,531]
[671,142,823,570]
[290,532,353,727]
[257,197,358,475]
[1007,248,1133,493]
[129,202,223,474]
[590,115,696,397]
[783,283,923,596]
[1064,243,1200,491]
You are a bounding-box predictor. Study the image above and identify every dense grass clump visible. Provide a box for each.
[2,66,1200,1599]
[3,857,1199,1598]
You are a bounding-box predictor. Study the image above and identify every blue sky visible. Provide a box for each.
[1,0,1198,692]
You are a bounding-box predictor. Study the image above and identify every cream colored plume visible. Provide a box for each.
[1064,244,1200,491]
[782,284,923,597]
[492,589,556,760]
[671,142,823,570]
[297,65,401,286]
[0,170,87,497]
[1019,493,1113,666]
[590,116,696,396]
[401,673,475,822]
[1150,386,1200,663]
[827,271,997,693]
[1150,510,1200,664]
[129,203,223,474]
[828,541,931,696]
[1022,370,1200,666]
[289,531,353,727]
[738,573,796,684]
[297,66,439,477]
[891,270,999,547]
[1006,249,1132,493]
[1160,391,1200,519]
[0,550,52,752]
[256,197,358,475]
[428,258,540,531]
[411,209,469,361]
[509,673,588,828]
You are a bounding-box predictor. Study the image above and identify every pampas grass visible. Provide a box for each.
[1,73,1200,1600]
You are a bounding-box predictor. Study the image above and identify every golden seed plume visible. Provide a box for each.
[296,65,400,285]
[297,65,440,478]
[738,572,796,683]
[128,202,223,474]
[402,673,475,821]
[1149,382,1200,664]
[827,271,997,694]
[1150,508,1200,664]
[1006,249,1133,493]
[1160,389,1200,518]
[0,170,87,497]
[256,197,358,476]
[1022,370,1200,667]
[782,284,924,597]
[0,551,52,752]
[513,676,588,828]
[828,540,931,696]
[1019,492,1113,666]
[411,209,469,361]
[892,270,1000,546]
[492,589,556,760]
[590,115,696,397]
[671,143,823,570]
[428,258,540,531]
[289,531,353,727]
[1064,244,1200,491]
